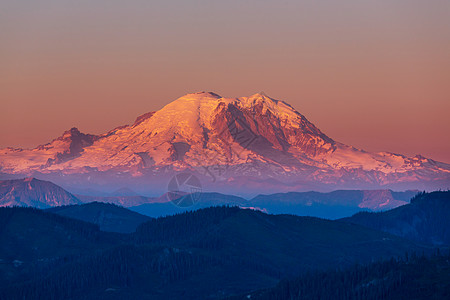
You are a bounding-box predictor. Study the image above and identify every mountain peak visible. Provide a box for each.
[242,92,278,107]
[61,127,82,139]
[249,91,271,100]
[167,91,280,111]
[160,92,223,113]
[176,91,222,102]
[0,92,449,194]
[56,127,97,144]
[69,127,81,134]
[192,91,222,98]
[0,178,81,208]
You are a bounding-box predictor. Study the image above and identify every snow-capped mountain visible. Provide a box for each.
[0,92,449,195]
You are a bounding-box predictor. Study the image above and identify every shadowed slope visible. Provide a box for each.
[341,191,450,246]
[47,202,151,233]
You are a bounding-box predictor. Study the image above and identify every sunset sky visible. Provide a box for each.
[1,0,449,163]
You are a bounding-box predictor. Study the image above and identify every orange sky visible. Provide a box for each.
[1,0,449,163]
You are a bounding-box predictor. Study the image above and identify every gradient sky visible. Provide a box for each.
[1,0,449,163]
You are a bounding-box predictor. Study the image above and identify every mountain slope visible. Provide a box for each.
[47,202,152,233]
[234,252,450,300]
[134,206,423,276]
[74,194,162,207]
[0,178,81,208]
[341,191,450,246]
[1,92,449,195]
[130,189,417,219]
[130,192,250,217]
[249,189,418,219]
[0,206,117,285]
[0,177,416,220]
[0,127,98,173]
[0,206,427,299]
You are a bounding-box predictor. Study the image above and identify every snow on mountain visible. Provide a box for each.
[0,92,448,195]
[0,127,98,173]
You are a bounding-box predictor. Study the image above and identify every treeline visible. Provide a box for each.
[0,245,225,300]
[342,191,450,245]
[0,206,102,241]
[234,251,450,300]
[0,243,279,300]
[1,202,449,299]
[0,206,282,299]
[135,205,241,244]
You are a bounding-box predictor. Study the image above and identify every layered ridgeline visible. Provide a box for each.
[47,202,152,233]
[233,252,450,300]
[0,206,428,299]
[0,178,419,219]
[1,192,448,299]
[1,92,449,195]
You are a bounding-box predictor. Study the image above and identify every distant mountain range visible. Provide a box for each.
[0,178,420,219]
[1,92,448,195]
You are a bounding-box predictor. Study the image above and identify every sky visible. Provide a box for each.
[1,0,449,163]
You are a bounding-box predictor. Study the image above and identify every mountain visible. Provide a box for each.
[249,189,418,219]
[129,190,417,219]
[0,177,162,208]
[75,194,163,207]
[47,202,152,233]
[1,92,449,195]
[341,191,450,246]
[0,206,426,299]
[233,252,450,300]
[0,206,117,286]
[0,178,81,208]
[130,192,250,217]
[0,127,98,172]
[0,178,416,219]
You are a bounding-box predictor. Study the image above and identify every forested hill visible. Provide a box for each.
[341,191,450,246]
[231,251,450,300]
[0,205,427,299]
[47,202,151,233]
